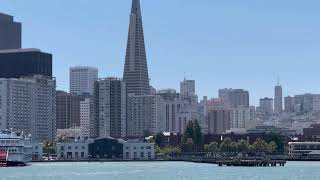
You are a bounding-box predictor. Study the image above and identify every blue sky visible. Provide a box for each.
[1,0,320,105]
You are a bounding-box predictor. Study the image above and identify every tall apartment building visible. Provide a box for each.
[230,106,254,129]
[126,95,165,137]
[274,85,283,113]
[56,91,83,129]
[207,100,230,134]
[218,88,249,108]
[284,96,295,113]
[70,66,98,96]
[208,109,230,134]
[0,49,52,78]
[0,13,21,50]
[80,97,94,138]
[294,93,318,113]
[94,78,127,138]
[0,75,56,142]
[123,0,150,96]
[259,97,274,114]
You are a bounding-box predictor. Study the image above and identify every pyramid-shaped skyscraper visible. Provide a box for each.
[123,0,150,96]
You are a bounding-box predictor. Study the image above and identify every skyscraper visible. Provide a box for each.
[0,49,52,78]
[218,89,250,108]
[123,0,150,96]
[259,97,274,114]
[0,13,21,50]
[0,75,56,142]
[94,78,127,138]
[56,91,83,130]
[274,84,283,113]
[180,79,195,96]
[70,66,98,96]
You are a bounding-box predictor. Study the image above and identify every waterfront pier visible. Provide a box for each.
[171,157,287,167]
[215,159,286,167]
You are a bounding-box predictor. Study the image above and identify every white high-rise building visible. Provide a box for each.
[70,66,98,95]
[0,75,56,142]
[230,106,254,130]
[80,97,93,138]
[274,85,283,113]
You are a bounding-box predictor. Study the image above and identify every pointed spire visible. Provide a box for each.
[131,0,141,16]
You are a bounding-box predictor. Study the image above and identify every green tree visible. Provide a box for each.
[43,141,55,157]
[266,141,277,154]
[182,121,194,144]
[253,138,267,154]
[193,120,203,145]
[205,142,219,157]
[220,137,233,155]
[155,132,165,147]
[237,139,249,154]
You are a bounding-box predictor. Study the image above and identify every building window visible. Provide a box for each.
[126,152,129,158]
[68,146,72,150]
[140,152,144,158]
[146,146,151,149]
[81,152,84,158]
[133,152,137,158]
[141,146,144,150]
[148,152,152,158]
[61,146,64,151]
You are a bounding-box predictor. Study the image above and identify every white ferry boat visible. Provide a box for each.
[0,131,33,166]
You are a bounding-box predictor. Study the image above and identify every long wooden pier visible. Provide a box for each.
[215,159,286,167]
[170,157,287,167]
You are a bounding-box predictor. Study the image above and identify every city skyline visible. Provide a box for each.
[1,1,320,105]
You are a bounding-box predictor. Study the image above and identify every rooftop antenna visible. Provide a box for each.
[277,76,280,86]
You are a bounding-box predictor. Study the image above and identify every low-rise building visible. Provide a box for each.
[32,143,43,161]
[56,140,89,160]
[122,140,155,160]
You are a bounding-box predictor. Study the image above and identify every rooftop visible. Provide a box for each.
[0,48,41,54]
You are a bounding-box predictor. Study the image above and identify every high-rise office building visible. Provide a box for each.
[0,13,21,50]
[0,75,56,142]
[70,66,98,96]
[218,88,249,108]
[94,78,127,138]
[274,85,283,113]
[56,91,83,130]
[180,79,195,96]
[123,0,150,96]
[259,97,274,114]
[0,49,52,78]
